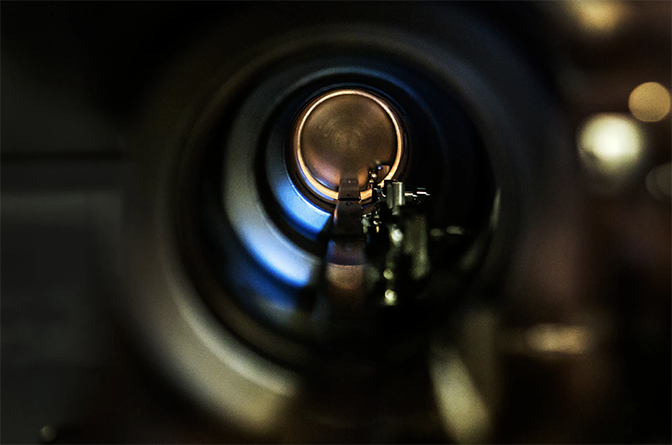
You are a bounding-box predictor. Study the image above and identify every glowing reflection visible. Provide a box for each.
[430,348,491,443]
[578,113,645,178]
[629,82,671,123]
[384,289,397,305]
[39,426,57,443]
[274,170,331,236]
[646,163,671,201]
[264,118,331,238]
[224,168,320,288]
[526,324,595,354]
[566,0,626,36]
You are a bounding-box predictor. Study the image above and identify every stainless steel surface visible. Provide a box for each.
[386,180,406,216]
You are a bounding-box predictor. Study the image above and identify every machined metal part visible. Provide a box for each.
[325,178,367,319]
[362,180,433,305]
[386,180,406,216]
[121,2,570,439]
[291,89,405,202]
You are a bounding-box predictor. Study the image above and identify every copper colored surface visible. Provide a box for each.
[292,89,404,201]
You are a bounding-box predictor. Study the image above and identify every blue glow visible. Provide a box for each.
[235,199,319,288]
[265,133,330,238]
[275,174,331,235]
[229,259,299,311]
[223,148,321,288]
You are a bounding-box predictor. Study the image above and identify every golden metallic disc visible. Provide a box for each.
[291,89,404,202]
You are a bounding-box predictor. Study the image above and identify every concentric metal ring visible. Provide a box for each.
[291,89,405,202]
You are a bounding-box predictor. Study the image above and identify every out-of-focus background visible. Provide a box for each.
[2,2,670,443]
